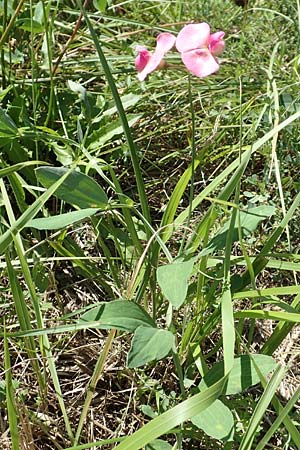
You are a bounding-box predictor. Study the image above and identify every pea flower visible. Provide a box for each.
[135,32,176,81]
[176,23,225,78]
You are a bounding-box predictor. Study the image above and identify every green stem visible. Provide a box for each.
[0,0,25,50]
[74,329,116,445]
[1,0,7,88]
[42,0,55,126]
[180,75,196,255]
[172,350,186,399]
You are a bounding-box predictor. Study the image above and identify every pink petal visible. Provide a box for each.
[176,23,210,53]
[156,32,176,53]
[135,45,151,71]
[137,32,176,81]
[181,49,220,78]
[209,31,225,56]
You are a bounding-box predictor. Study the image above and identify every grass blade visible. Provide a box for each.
[239,364,285,450]
[4,327,20,450]
[255,386,300,450]
[80,5,151,227]
[114,375,227,450]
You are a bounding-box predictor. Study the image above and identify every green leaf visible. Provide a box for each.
[4,328,20,449]
[0,107,19,140]
[239,364,285,450]
[127,326,175,368]
[27,208,100,230]
[88,114,142,150]
[33,1,44,24]
[157,259,194,309]
[0,161,49,178]
[0,166,74,255]
[35,166,108,208]
[79,300,156,332]
[191,399,234,441]
[145,439,173,450]
[67,80,86,100]
[199,354,277,395]
[200,205,276,256]
[18,19,44,33]
[114,375,228,450]
[103,94,141,118]
[50,142,75,165]
[93,0,108,12]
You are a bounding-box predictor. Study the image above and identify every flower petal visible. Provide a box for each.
[181,49,220,78]
[176,23,210,53]
[156,32,176,53]
[137,32,176,81]
[135,45,151,71]
[209,31,225,56]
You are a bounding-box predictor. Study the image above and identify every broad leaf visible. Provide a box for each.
[36,166,108,208]
[93,0,108,12]
[199,354,277,395]
[157,259,194,309]
[200,205,276,256]
[79,300,155,332]
[145,440,173,450]
[18,19,44,33]
[27,208,100,230]
[0,107,19,140]
[191,399,234,441]
[127,326,175,368]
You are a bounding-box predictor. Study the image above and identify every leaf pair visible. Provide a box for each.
[79,300,175,368]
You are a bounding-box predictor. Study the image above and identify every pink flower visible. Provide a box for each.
[135,32,176,81]
[176,23,225,78]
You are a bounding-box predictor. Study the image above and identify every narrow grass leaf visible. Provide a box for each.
[262,295,300,355]
[239,364,285,450]
[4,329,20,450]
[0,161,48,178]
[81,6,150,224]
[233,285,300,299]
[114,375,227,450]
[5,253,42,379]
[27,208,100,230]
[235,309,300,322]
[255,386,300,450]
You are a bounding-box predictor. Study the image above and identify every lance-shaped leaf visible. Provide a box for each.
[28,208,100,230]
[36,166,108,208]
[200,205,276,256]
